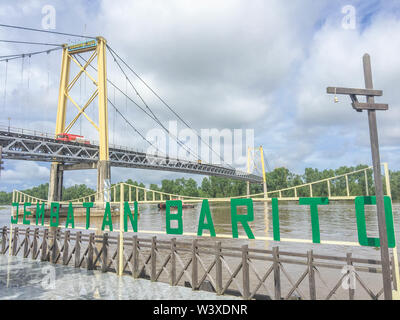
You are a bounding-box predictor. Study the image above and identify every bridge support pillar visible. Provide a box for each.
[48,163,63,250]
[96,160,111,203]
[263,182,268,200]
[48,163,63,202]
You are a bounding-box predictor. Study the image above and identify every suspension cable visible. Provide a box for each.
[113,85,116,145]
[20,54,24,108]
[46,51,50,93]
[0,39,63,46]
[78,53,201,161]
[27,54,31,107]
[3,60,8,110]
[108,48,161,125]
[263,149,272,172]
[0,23,96,39]
[77,54,166,122]
[107,45,233,168]
[0,46,62,62]
[108,98,163,155]
[107,49,204,162]
[76,54,163,156]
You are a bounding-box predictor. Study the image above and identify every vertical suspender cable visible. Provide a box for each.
[84,69,87,132]
[21,54,25,110]
[125,76,128,132]
[27,55,31,89]
[80,74,82,131]
[27,54,31,109]
[113,85,116,145]
[3,60,8,111]
[46,51,50,94]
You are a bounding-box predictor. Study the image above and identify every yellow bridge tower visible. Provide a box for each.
[49,37,110,203]
[247,146,268,199]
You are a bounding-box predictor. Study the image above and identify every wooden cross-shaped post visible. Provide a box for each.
[327,53,392,300]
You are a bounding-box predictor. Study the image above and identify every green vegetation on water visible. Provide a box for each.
[0,165,399,204]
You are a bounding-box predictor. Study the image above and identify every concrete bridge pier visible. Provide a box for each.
[48,162,63,251]
[48,163,63,202]
[263,182,268,200]
[96,160,111,204]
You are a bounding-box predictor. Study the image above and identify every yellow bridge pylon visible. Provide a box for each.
[50,37,110,203]
[247,146,268,199]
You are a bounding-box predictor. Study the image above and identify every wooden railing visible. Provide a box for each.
[1,225,395,300]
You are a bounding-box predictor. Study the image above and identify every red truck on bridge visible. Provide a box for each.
[56,133,90,145]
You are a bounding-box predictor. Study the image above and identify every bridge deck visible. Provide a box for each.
[0,128,262,183]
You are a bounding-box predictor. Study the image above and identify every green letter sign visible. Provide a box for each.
[23,202,31,225]
[36,203,45,226]
[101,202,113,231]
[11,203,19,224]
[50,202,60,227]
[197,200,216,237]
[65,202,75,229]
[166,200,183,235]
[354,196,395,248]
[83,202,94,229]
[299,197,329,244]
[272,198,280,241]
[124,202,138,232]
[231,199,255,239]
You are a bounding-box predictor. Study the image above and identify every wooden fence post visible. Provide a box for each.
[51,229,58,264]
[41,228,48,261]
[87,233,94,270]
[170,238,176,286]
[12,227,18,256]
[74,231,81,268]
[23,227,30,258]
[133,236,139,278]
[192,239,198,290]
[308,250,316,300]
[215,241,222,295]
[392,255,398,291]
[273,247,281,300]
[101,233,108,273]
[2,226,7,254]
[63,230,70,265]
[242,245,250,300]
[32,228,38,259]
[347,253,355,300]
[151,236,157,282]
[118,183,124,276]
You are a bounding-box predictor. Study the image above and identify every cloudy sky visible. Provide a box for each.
[0,0,399,192]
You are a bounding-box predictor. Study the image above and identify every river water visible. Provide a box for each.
[1,201,399,299]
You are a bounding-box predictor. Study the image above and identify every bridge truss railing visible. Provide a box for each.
[0,125,151,156]
[11,163,392,206]
[235,163,391,202]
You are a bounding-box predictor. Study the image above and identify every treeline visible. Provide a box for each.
[0,165,399,204]
[0,184,95,205]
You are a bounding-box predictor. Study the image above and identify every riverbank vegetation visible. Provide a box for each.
[0,165,399,204]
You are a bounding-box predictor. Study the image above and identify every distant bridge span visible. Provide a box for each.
[0,127,263,183]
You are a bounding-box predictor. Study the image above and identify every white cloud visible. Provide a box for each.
[285,9,400,171]
[0,161,49,188]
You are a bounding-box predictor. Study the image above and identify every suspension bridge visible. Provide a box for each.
[1,24,399,301]
[0,24,391,205]
[0,26,268,203]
